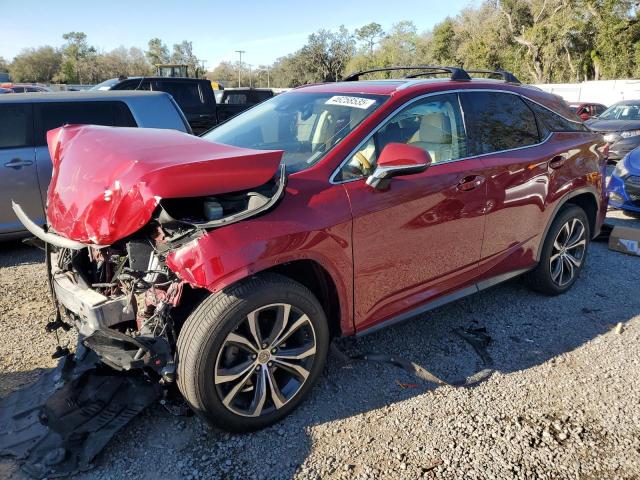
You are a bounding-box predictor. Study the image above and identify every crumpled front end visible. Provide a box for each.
[4,125,288,477]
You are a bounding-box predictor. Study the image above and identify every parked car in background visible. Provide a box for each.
[608,146,640,215]
[15,66,607,432]
[2,83,51,93]
[0,91,191,239]
[220,87,274,105]
[569,102,607,121]
[0,87,11,94]
[586,100,640,160]
[91,76,250,134]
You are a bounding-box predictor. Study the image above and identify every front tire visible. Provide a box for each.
[526,205,590,295]
[176,273,329,432]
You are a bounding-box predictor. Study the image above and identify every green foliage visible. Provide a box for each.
[146,38,170,66]
[9,47,62,82]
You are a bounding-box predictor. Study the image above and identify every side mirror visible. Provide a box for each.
[366,143,432,190]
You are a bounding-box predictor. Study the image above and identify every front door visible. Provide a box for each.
[0,103,43,234]
[335,93,487,332]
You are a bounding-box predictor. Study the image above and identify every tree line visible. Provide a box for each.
[212,0,640,87]
[2,0,638,87]
[1,32,203,84]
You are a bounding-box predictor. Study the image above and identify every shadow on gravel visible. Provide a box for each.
[0,368,50,399]
[0,241,43,268]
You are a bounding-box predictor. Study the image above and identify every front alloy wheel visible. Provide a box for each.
[177,273,329,432]
[214,303,317,417]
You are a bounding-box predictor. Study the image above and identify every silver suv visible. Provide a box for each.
[0,91,191,239]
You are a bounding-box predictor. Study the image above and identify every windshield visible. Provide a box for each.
[203,92,386,172]
[89,78,121,91]
[598,103,640,120]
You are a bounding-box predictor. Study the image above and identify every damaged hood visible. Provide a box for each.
[46,125,283,245]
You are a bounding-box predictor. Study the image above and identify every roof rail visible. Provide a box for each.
[343,66,472,82]
[343,65,521,84]
[464,69,521,84]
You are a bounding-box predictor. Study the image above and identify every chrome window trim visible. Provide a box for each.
[329,88,583,185]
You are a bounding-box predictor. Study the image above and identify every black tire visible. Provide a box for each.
[176,273,329,432]
[526,204,591,295]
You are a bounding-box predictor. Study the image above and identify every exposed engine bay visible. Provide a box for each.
[47,171,285,374]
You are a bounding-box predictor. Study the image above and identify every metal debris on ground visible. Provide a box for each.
[334,326,495,388]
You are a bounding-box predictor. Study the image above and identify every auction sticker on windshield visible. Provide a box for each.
[325,96,377,109]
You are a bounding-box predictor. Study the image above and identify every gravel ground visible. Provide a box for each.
[1,209,639,480]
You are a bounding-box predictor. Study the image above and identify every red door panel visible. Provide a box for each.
[344,159,486,332]
[477,134,596,279]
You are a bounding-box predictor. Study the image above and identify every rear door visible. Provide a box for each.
[459,91,558,278]
[0,103,43,233]
[33,101,138,205]
[338,93,487,331]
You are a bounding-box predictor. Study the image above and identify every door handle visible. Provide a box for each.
[457,175,485,192]
[4,158,33,169]
[548,155,566,170]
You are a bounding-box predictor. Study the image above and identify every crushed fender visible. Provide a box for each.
[0,349,161,479]
[333,327,494,388]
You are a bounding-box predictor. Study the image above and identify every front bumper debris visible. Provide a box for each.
[52,271,134,336]
[12,201,88,250]
[0,350,161,479]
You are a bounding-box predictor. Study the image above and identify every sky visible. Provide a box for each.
[0,0,476,69]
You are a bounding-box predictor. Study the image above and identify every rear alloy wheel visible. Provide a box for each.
[526,205,590,295]
[549,217,587,287]
[177,273,329,432]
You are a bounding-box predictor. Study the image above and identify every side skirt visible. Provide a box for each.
[355,267,532,337]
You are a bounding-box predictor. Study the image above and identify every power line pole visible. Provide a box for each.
[248,64,252,88]
[267,66,270,88]
[235,50,245,87]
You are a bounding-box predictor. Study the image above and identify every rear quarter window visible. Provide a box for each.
[35,101,137,146]
[460,91,540,155]
[524,99,589,136]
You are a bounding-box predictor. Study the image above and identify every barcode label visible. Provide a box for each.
[325,96,376,109]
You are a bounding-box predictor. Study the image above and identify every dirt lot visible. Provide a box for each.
[1,210,639,480]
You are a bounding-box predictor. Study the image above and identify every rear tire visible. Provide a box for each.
[526,205,590,296]
[176,273,329,432]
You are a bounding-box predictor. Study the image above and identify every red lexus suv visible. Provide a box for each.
[14,66,607,432]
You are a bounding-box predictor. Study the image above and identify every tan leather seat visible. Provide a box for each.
[408,112,452,162]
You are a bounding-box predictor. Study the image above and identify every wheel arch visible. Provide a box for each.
[261,259,344,339]
[535,187,600,262]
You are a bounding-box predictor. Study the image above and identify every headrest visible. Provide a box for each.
[418,112,451,144]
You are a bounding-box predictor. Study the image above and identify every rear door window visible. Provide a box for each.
[35,101,137,146]
[460,91,540,155]
[0,104,33,148]
[153,80,205,113]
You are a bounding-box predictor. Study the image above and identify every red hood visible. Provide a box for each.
[46,125,283,245]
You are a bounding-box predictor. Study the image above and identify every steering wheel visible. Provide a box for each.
[354,151,372,173]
